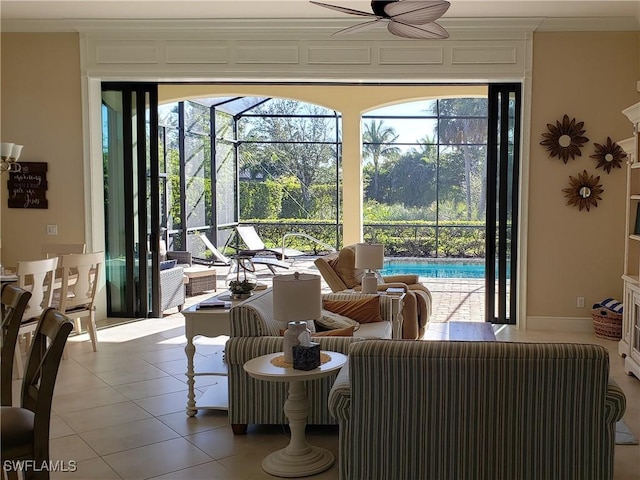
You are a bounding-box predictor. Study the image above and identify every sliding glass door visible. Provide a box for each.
[102,83,161,318]
[486,84,521,324]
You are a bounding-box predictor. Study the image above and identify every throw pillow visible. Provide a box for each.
[317,309,360,330]
[312,326,355,337]
[159,259,178,271]
[323,296,383,324]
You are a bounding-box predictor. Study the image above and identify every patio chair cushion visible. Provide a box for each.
[327,246,365,289]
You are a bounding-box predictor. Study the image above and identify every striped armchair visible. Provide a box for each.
[226,289,398,434]
[328,340,626,480]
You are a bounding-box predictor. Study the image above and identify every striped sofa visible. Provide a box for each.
[226,289,399,434]
[328,340,626,480]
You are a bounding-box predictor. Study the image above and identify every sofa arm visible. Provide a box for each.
[604,378,626,423]
[328,362,351,421]
[225,335,364,366]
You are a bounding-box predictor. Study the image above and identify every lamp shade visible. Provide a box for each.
[355,243,384,270]
[273,272,322,323]
[11,144,23,160]
[0,143,14,158]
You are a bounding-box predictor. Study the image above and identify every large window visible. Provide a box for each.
[362,98,488,257]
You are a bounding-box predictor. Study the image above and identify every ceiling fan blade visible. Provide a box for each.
[332,19,384,35]
[309,1,378,18]
[384,1,451,25]
[387,21,449,39]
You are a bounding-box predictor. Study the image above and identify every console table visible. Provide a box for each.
[182,291,254,416]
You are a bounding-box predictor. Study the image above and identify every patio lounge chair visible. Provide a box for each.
[198,233,289,274]
[236,225,307,260]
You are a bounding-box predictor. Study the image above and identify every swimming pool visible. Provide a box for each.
[381,260,486,279]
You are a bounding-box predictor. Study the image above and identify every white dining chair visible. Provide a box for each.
[14,257,59,378]
[55,251,104,354]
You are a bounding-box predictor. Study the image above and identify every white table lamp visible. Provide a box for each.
[273,272,322,323]
[273,272,322,362]
[355,243,384,294]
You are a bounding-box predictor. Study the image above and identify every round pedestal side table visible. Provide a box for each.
[243,351,347,478]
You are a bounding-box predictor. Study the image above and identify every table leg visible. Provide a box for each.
[261,380,334,477]
[185,337,197,417]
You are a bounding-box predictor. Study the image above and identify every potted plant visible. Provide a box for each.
[227,256,257,299]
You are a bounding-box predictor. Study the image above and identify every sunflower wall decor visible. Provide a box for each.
[540,114,589,164]
[562,170,604,212]
[590,137,627,173]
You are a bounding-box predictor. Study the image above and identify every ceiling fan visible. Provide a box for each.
[310,0,451,39]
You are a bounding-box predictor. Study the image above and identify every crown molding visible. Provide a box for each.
[536,16,640,32]
[1,15,637,35]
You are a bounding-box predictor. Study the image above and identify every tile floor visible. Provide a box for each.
[7,260,640,480]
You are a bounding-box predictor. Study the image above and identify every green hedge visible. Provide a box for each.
[240,220,486,258]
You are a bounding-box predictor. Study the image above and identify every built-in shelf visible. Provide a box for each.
[621,99,640,381]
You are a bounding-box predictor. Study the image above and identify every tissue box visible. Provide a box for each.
[292,342,321,370]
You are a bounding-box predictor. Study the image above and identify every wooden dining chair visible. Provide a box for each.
[14,258,59,379]
[1,308,73,480]
[1,284,32,406]
[56,251,104,353]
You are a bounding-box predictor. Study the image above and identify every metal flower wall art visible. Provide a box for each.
[540,114,589,164]
[562,170,604,212]
[590,137,627,174]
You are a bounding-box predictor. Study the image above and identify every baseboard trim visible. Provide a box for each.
[526,316,593,333]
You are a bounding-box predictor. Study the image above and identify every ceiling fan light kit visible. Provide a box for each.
[310,0,451,39]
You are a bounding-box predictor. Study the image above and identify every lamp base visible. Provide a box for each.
[361,272,378,294]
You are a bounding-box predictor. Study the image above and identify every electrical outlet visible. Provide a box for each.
[46,224,58,235]
[577,296,585,308]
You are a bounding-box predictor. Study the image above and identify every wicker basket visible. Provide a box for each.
[591,307,622,340]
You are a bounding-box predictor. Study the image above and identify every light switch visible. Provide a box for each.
[46,224,58,235]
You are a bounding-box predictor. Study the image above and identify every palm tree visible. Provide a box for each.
[430,99,487,220]
[363,120,400,200]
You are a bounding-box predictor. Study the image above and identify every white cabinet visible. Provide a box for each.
[621,282,640,379]
[620,101,640,379]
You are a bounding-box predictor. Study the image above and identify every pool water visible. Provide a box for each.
[381,260,485,279]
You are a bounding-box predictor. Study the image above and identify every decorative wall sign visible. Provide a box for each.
[7,162,48,209]
[590,137,627,173]
[561,170,603,212]
[540,114,589,164]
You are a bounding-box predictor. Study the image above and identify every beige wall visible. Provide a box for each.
[1,33,84,266]
[527,32,639,325]
[1,30,639,328]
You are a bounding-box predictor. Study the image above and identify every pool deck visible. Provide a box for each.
[423,277,485,323]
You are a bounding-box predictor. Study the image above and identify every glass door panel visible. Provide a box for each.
[102,83,160,318]
[486,84,521,324]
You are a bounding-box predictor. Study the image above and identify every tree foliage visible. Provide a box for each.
[240,99,337,218]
